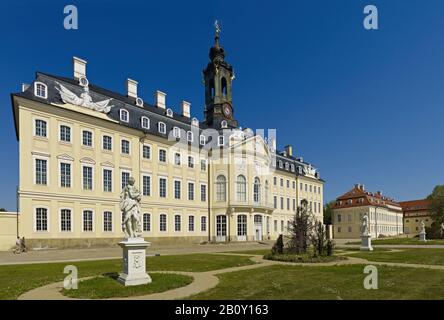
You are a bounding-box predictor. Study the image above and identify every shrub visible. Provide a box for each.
[271,234,284,255]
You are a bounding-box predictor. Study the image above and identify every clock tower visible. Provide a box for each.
[203,21,238,128]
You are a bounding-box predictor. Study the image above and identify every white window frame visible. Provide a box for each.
[141,174,151,197]
[200,183,207,202]
[34,206,50,232]
[158,148,167,163]
[33,118,48,138]
[120,169,132,190]
[188,156,194,168]
[158,122,166,134]
[59,159,73,188]
[59,123,72,143]
[173,179,181,200]
[81,129,94,148]
[141,116,150,129]
[82,209,95,232]
[199,135,206,146]
[142,213,151,232]
[218,135,225,146]
[188,215,195,232]
[102,211,114,232]
[59,208,73,232]
[34,81,48,99]
[173,127,181,138]
[120,109,129,123]
[187,131,194,142]
[159,176,168,198]
[174,214,182,232]
[159,213,167,232]
[102,134,113,151]
[120,138,131,155]
[166,108,173,117]
[141,144,151,160]
[81,164,94,191]
[102,167,114,192]
[188,181,195,201]
[33,154,50,185]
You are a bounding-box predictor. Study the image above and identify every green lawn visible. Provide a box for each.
[189,264,444,300]
[346,248,444,265]
[63,273,193,299]
[0,253,254,300]
[346,238,444,245]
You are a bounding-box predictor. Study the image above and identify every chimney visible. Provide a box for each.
[154,90,166,109]
[126,78,138,98]
[355,183,360,189]
[181,100,191,118]
[21,83,30,92]
[284,145,293,157]
[73,56,87,79]
[360,184,365,191]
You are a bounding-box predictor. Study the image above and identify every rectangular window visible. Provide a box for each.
[35,208,48,231]
[83,210,93,231]
[201,216,207,232]
[159,149,166,162]
[103,135,112,150]
[188,156,194,168]
[121,140,130,154]
[188,216,195,232]
[142,145,151,159]
[174,180,181,199]
[174,153,181,166]
[121,172,130,190]
[287,198,290,211]
[280,179,283,187]
[280,197,284,210]
[82,130,93,147]
[35,159,47,185]
[60,209,71,231]
[103,169,112,192]
[143,213,151,231]
[142,175,151,196]
[103,211,113,232]
[281,220,284,232]
[274,196,277,209]
[188,182,194,201]
[60,125,71,142]
[159,214,167,231]
[293,199,296,211]
[292,181,296,189]
[287,180,290,188]
[83,166,93,190]
[200,159,207,171]
[300,183,303,190]
[60,162,71,188]
[175,215,181,232]
[200,184,207,202]
[159,178,167,198]
[337,214,342,222]
[274,220,277,232]
[35,119,47,137]
[273,177,277,186]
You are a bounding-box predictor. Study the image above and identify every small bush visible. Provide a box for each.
[271,234,284,255]
[263,253,345,264]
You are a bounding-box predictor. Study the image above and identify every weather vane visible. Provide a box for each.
[214,20,221,36]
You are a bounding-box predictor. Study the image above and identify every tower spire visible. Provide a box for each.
[214,20,221,47]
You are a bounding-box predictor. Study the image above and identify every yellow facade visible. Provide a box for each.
[12,94,324,249]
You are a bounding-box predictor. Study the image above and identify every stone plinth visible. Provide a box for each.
[117,238,152,286]
[419,231,427,242]
[360,234,373,251]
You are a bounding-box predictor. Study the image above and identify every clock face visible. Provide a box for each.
[222,103,232,118]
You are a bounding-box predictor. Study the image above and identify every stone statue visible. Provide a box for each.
[361,213,370,236]
[120,177,142,239]
[420,220,426,233]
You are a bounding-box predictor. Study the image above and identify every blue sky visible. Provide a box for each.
[0,0,443,210]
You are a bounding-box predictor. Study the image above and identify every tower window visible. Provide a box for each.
[210,79,215,99]
[221,77,227,98]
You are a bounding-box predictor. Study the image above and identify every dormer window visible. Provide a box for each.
[187,131,193,142]
[191,118,199,126]
[166,108,173,117]
[136,97,144,107]
[278,161,283,169]
[141,116,150,129]
[290,164,295,172]
[34,82,47,99]
[221,120,228,129]
[158,122,166,134]
[218,135,225,146]
[173,127,180,138]
[285,162,289,170]
[120,109,129,123]
[199,135,206,146]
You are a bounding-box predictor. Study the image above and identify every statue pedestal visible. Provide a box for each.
[117,238,152,286]
[360,234,373,251]
[419,231,427,242]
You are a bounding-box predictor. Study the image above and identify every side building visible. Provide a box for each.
[332,184,403,239]
[7,32,324,249]
[400,199,431,236]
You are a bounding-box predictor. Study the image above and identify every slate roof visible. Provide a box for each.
[11,71,323,181]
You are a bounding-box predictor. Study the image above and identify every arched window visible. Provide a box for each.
[120,109,129,122]
[34,82,47,99]
[216,175,226,201]
[221,77,227,97]
[236,175,246,202]
[173,126,180,138]
[210,79,215,99]
[141,116,150,129]
[253,177,261,204]
[158,122,166,134]
[187,131,193,142]
[166,108,173,117]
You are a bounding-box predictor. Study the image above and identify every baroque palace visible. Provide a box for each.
[9,31,324,249]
